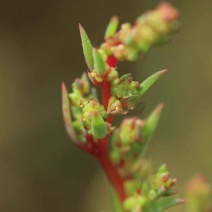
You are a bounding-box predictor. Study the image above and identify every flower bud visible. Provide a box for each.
[119,118,145,145]
[80,98,108,139]
[107,96,123,114]
[106,68,118,81]
[186,175,212,212]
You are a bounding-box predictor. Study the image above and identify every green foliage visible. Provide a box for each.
[61,3,212,212]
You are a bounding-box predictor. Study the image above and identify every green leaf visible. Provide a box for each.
[93,48,106,76]
[119,73,132,82]
[105,16,119,39]
[109,185,122,212]
[142,103,163,139]
[91,111,107,139]
[163,190,177,197]
[156,197,185,211]
[79,24,94,71]
[126,70,167,108]
[139,69,167,97]
[62,82,78,143]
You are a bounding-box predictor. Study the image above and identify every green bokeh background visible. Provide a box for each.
[0,0,211,211]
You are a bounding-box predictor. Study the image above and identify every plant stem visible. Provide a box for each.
[96,54,127,202]
[97,137,126,202]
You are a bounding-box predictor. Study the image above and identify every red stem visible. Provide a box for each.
[97,137,126,201]
[97,55,126,201]
[83,54,127,201]
[101,80,111,110]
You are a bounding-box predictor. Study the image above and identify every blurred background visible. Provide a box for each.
[0,0,212,211]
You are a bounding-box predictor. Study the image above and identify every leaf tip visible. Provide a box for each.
[160,69,168,75]
[61,81,66,91]
[154,102,164,115]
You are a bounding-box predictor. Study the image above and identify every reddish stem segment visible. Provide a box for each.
[101,80,111,110]
[98,55,126,201]
[84,54,126,201]
[97,137,126,201]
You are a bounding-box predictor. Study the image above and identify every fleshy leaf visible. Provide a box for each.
[62,82,78,143]
[109,185,122,212]
[139,69,167,97]
[142,103,163,139]
[156,197,185,211]
[93,48,106,76]
[163,190,177,197]
[79,24,94,71]
[91,111,107,139]
[105,16,119,39]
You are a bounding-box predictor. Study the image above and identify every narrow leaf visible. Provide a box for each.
[139,69,167,97]
[143,103,164,139]
[93,48,106,76]
[105,16,119,39]
[109,185,122,212]
[119,73,132,83]
[79,24,94,71]
[62,82,78,143]
[156,197,185,211]
[163,190,177,197]
[91,111,107,139]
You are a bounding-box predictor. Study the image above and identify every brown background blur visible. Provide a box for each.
[0,0,211,211]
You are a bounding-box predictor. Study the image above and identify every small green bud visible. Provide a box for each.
[106,68,118,81]
[105,16,119,39]
[79,24,94,71]
[120,118,145,145]
[124,180,137,196]
[91,111,107,139]
[137,196,147,207]
[149,190,158,200]
[69,90,82,106]
[123,197,137,210]
[107,97,123,114]
[110,150,121,165]
[186,175,212,212]
[113,44,127,60]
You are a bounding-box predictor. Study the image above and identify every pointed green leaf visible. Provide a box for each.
[163,189,177,197]
[91,111,107,139]
[79,24,94,71]
[119,73,132,83]
[105,16,119,39]
[156,197,185,211]
[93,48,106,76]
[139,69,167,97]
[62,82,78,143]
[143,103,163,139]
[109,185,122,212]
